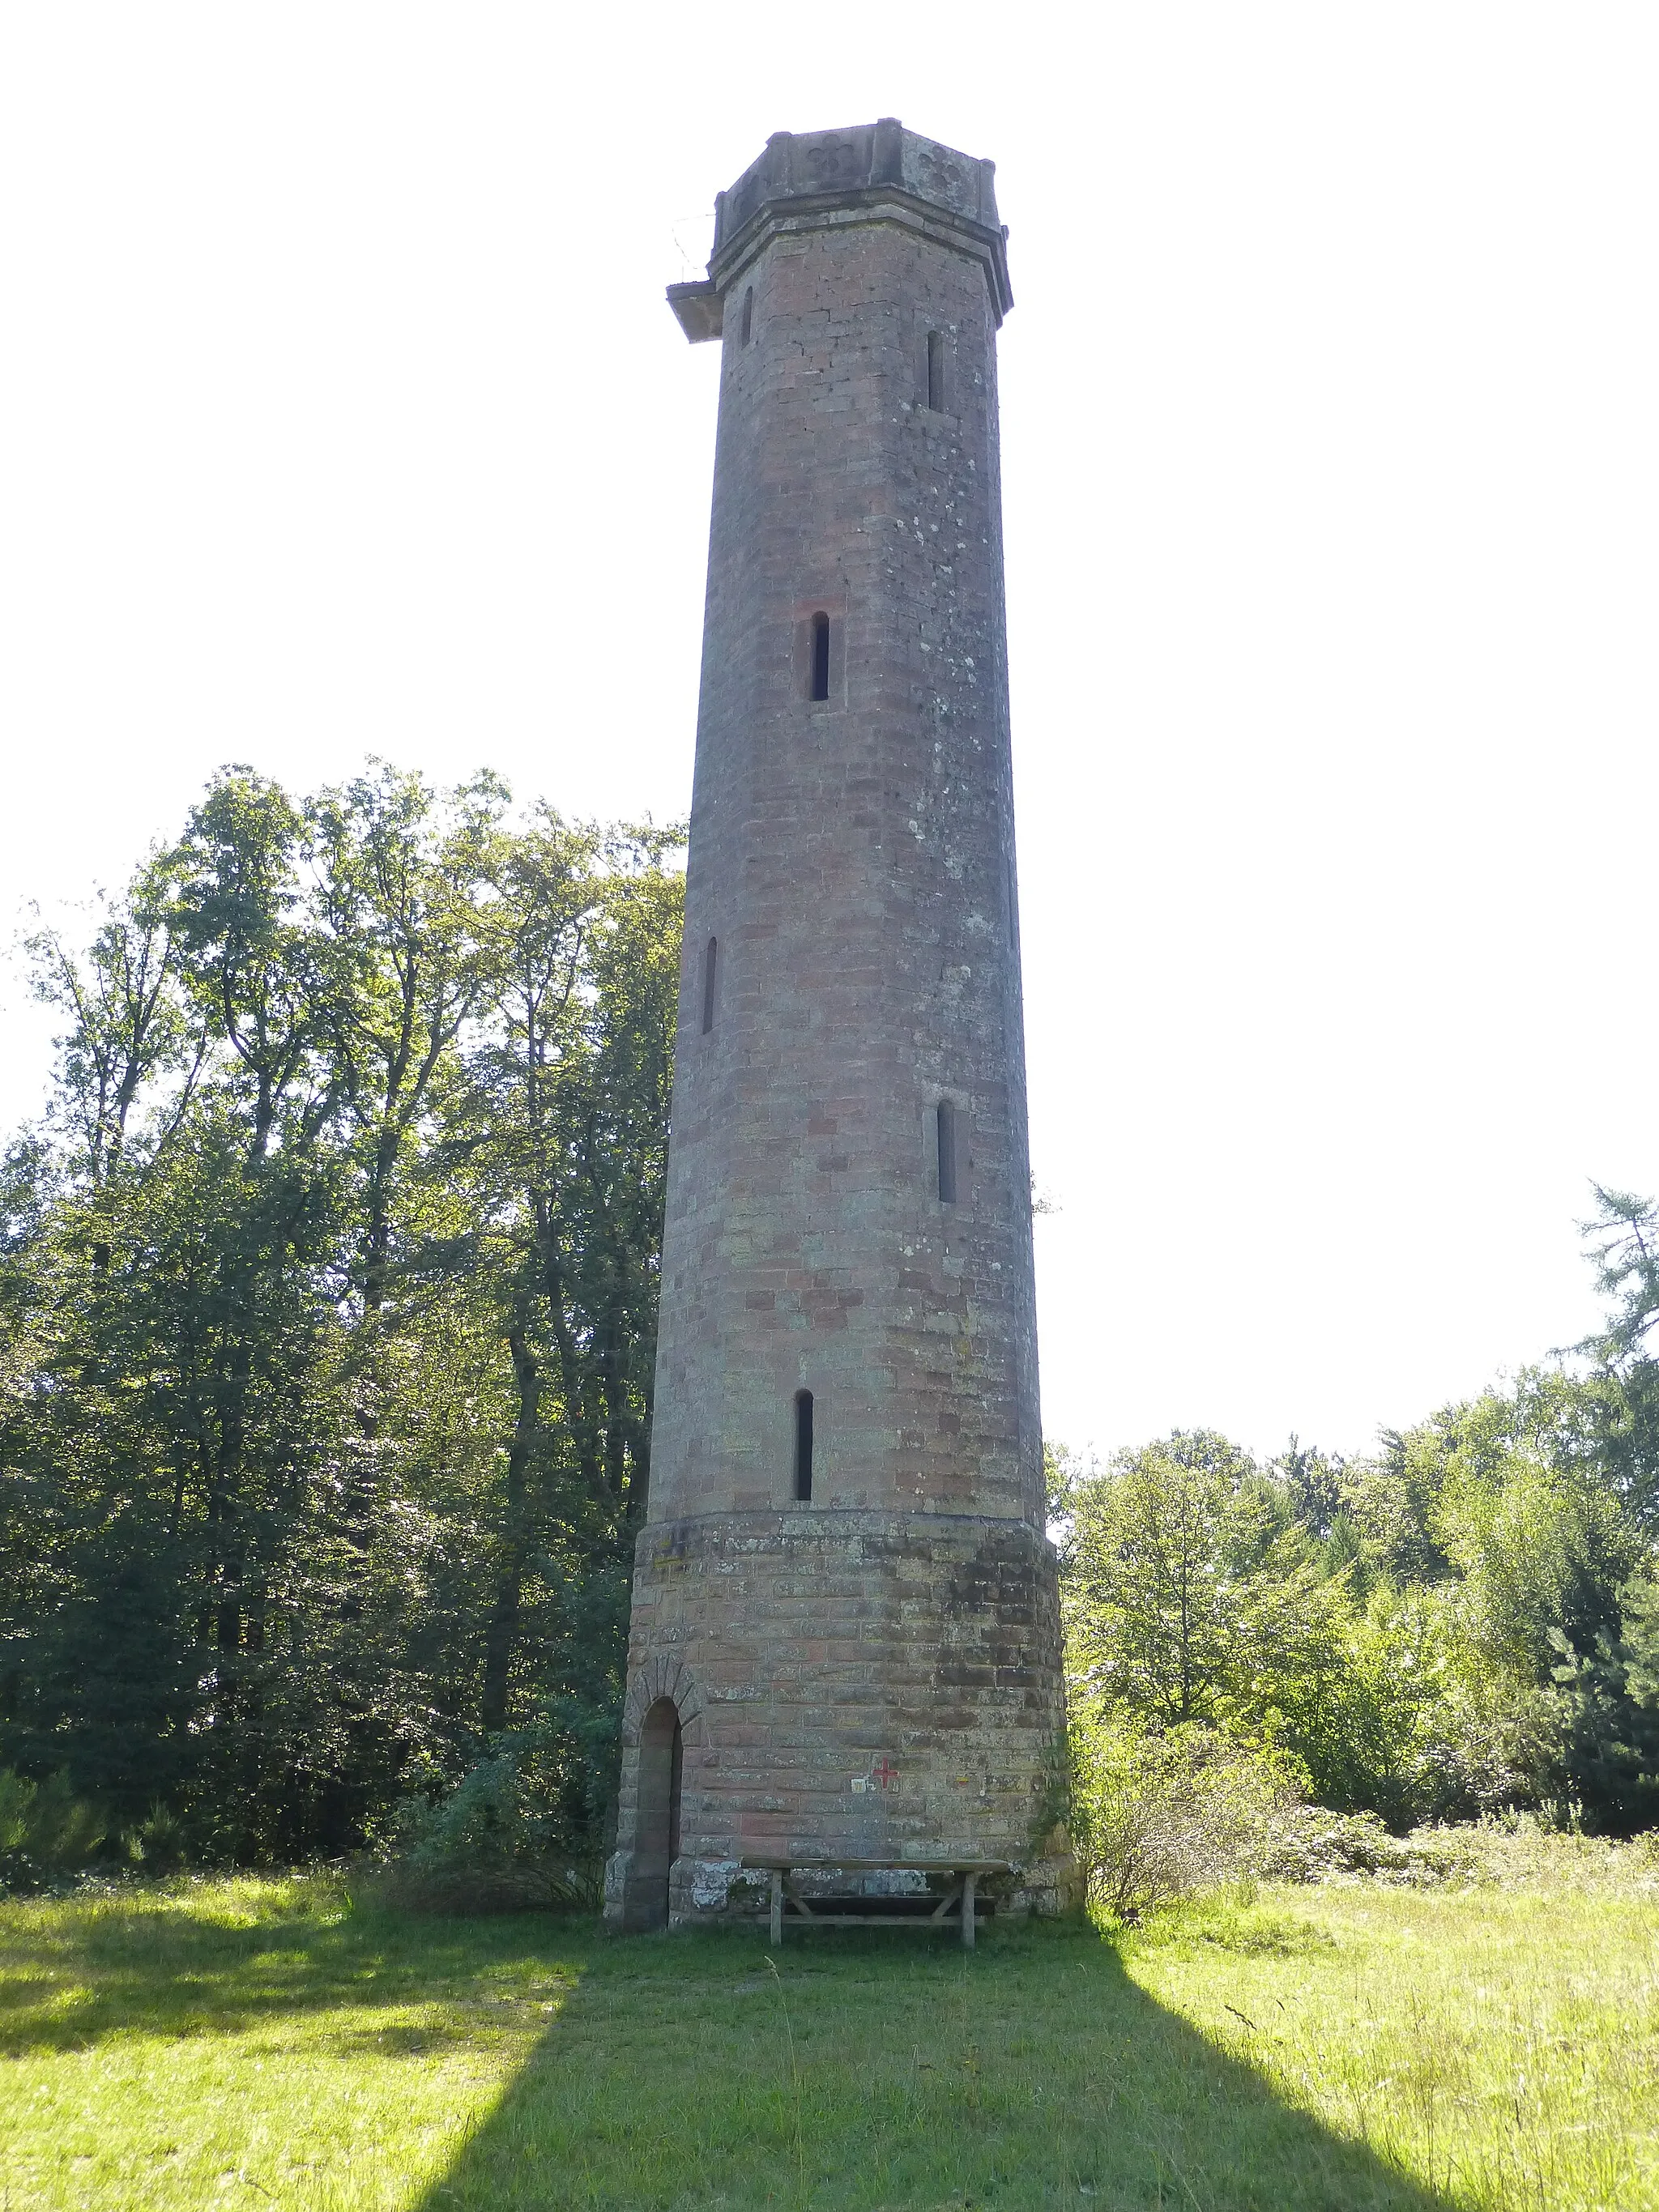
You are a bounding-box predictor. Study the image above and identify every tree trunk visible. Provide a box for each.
[480,1323,539,1733]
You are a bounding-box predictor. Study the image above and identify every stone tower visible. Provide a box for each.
[605,121,1066,1932]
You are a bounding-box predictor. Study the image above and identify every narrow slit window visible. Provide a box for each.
[701,936,718,1035]
[936,1100,957,1204]
[809,612,830,701]
[926,330,945,412]
[740,287,753,346]
[793,1389,814,1502]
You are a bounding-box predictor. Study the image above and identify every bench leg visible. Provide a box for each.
[962,1872,976,1950]
[770,1869,783,1947]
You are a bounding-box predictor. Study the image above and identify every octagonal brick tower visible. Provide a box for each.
[605,121,1068,1931]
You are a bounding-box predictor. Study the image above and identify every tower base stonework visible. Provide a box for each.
[604,1511,1073,1930]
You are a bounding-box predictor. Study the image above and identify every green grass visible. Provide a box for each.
[1,1860,1655,2210]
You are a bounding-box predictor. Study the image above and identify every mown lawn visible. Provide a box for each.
[1,1862,1654,2210]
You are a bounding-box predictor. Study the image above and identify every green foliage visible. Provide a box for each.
[1573,1185,1659,1524]
[1063,1345,1656,1834]
[378,1722,608,1912]
[0,764,682,1866]
[1068,1430,1260,1730]
[1068,1715,1302,1920]
[1547,1566,1659,1832]
[1068,1430,1431,1820]
[124,1802,188,1873]
[1257,1805,1485,1886]
[0,1767,105,1890]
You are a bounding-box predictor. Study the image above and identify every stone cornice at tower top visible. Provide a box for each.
[667,119,1013,344]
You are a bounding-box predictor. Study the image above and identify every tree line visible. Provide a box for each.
[1062,1196,1659,1839]
[1,763,680,1869]
[4,758,1659,1886]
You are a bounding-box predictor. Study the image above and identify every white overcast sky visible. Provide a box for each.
[2,5,1656,1464]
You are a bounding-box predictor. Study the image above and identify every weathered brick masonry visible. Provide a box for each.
[605,121,1069,1931]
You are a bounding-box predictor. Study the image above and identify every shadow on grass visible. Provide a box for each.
[0,1891,1461,2206]
[0,1882,559,2056]
[410,1916,1455,2212]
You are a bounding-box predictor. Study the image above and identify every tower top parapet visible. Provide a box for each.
[667,119,1012,344]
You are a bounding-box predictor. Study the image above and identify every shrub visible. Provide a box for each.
[1068,1720,1302,1920]
[373,1736,603,1914]
[124,1802,188,1873]
[0,1768,106,1891]
[1260,1805,1484,1886]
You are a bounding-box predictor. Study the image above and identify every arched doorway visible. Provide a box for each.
[633,1696,683,1931]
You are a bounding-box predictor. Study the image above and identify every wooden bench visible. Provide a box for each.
[743,1857,1010,1948]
